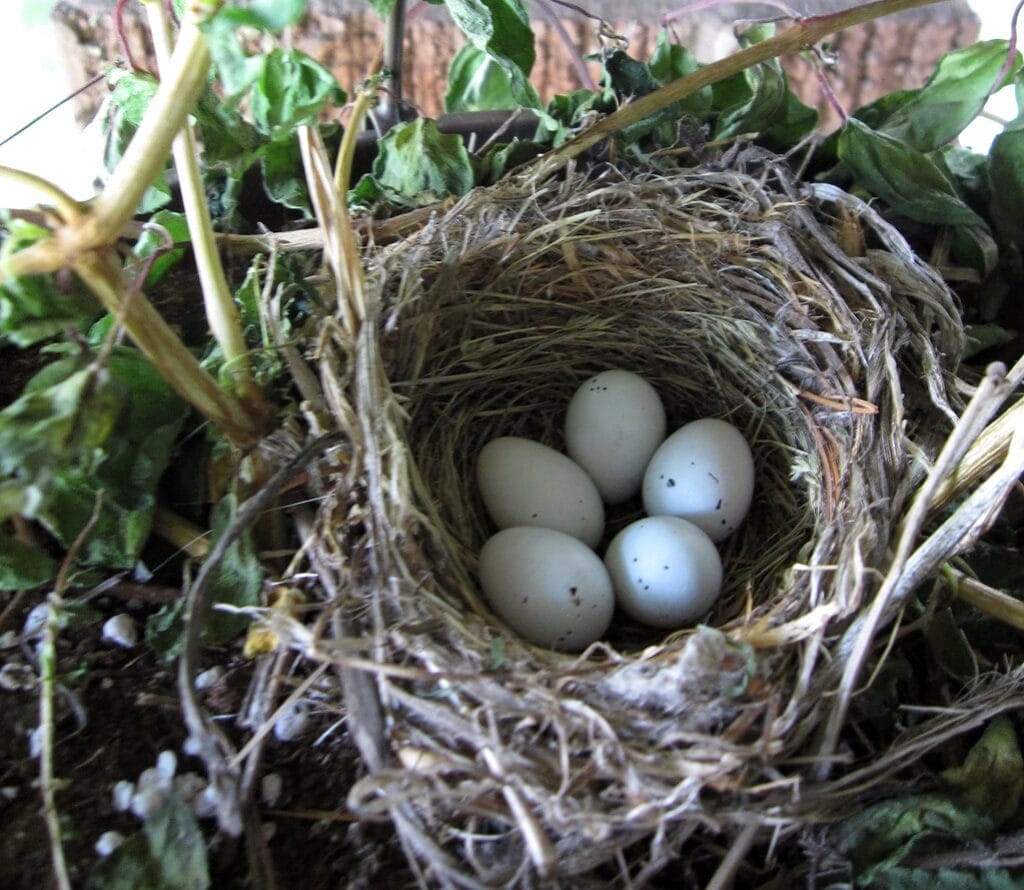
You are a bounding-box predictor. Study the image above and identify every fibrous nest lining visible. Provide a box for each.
[306,149,967,886]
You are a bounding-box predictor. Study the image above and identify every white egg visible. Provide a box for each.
[479,527,615,651]
[565,369,666,504]
[604,516,722,628]
[477,437,604,548]
[641,418,754,542]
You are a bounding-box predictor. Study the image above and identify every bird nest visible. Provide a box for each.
[303,150,967,885]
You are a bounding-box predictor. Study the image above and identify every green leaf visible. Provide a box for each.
[86,792,210,890]
[216,0,306,31]
[260,133,311,212]
[833,718,1023,886]
[0,531,56,590]
[0,346,188,571]
[988,122,1024,248]
[648,32,711,118]
[879,41,1021,152]
[837,118,986,227]
[354,118,476,209]
[249,49,344,135]
[0,220,100,347]
[99,83,171,214]
[109,72,159,127]
[443,0,538,107]
[940,717,1022,824]
[365,0,397,18]
[445,45,520,113]
[133,210,190,288]
[712,60,787,140]
[868,867,1024,890]
[964,324,1016,359]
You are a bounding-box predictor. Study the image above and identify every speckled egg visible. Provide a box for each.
[604,516,722,628]
[565,369,667,504]
[641,418,755,542]
[477,437,604,547]
[479,527,615,651]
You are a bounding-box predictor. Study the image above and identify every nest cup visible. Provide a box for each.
[319,154,963,884]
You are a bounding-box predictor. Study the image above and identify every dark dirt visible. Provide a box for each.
[0,590,406,889]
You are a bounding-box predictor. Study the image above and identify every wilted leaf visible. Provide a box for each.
[940,717,1023,823]
[354,118,476,209]
[249,49,345,135]
[837,119,986,227]
[445,45,520,113]
[879,40,1021,152]
[834,718,1023,886]
[443,0,538,107]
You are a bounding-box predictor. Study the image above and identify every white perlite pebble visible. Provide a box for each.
[260,773,283,807]
[192,785,219,820]
[94,831,126,857]
[195,666,224,690]
[22,604,49,639]
[101,614,138,649]
[155,750,177,781]
[112,780,135,812]
[273,701,309,742]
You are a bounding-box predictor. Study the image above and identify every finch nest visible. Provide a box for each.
[297,149,976,886]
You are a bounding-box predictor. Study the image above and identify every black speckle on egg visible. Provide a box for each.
[663,565,669,570]
[632,557,638,563]
[721,519,728,526]
[569,586,578,595]
[715,499,722,510]
[643,585,649,591]
[531,512,539,519]
[521,597,529,604]
[666,478,676,488]
[708,471,720,483]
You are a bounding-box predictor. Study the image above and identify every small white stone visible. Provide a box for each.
[112,780,135,812]
[195,666,224,690]
[22,604,49,639]
[28,726,43,758]
[136,765,172,796]
[260,773,283,807]
[0,786,17,801]
[192,785,219,820]
[94,831,126,857]
[130,785,166,820]
[101,614,138,649]
[155,750,177,781]
[273,701,309,742]
[182,735,202,757]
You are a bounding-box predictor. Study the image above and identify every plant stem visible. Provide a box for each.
[947,566,1024,632]
[145,0,261,404]
[39,494,105,890]
[74,249,267,446]
[0,167,84,222]
[523,0,948,180]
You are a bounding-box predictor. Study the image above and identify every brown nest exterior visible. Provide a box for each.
[306,149,966,885]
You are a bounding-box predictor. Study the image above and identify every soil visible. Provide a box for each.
[0,591,405,889]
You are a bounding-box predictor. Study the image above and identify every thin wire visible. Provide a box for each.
[0,73,107,148]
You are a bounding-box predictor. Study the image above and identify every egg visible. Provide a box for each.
[477,437,604,547]
[641,418,754,542]
[604,516,722,628]
[565,369,666,504]
[479,527,615,651]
